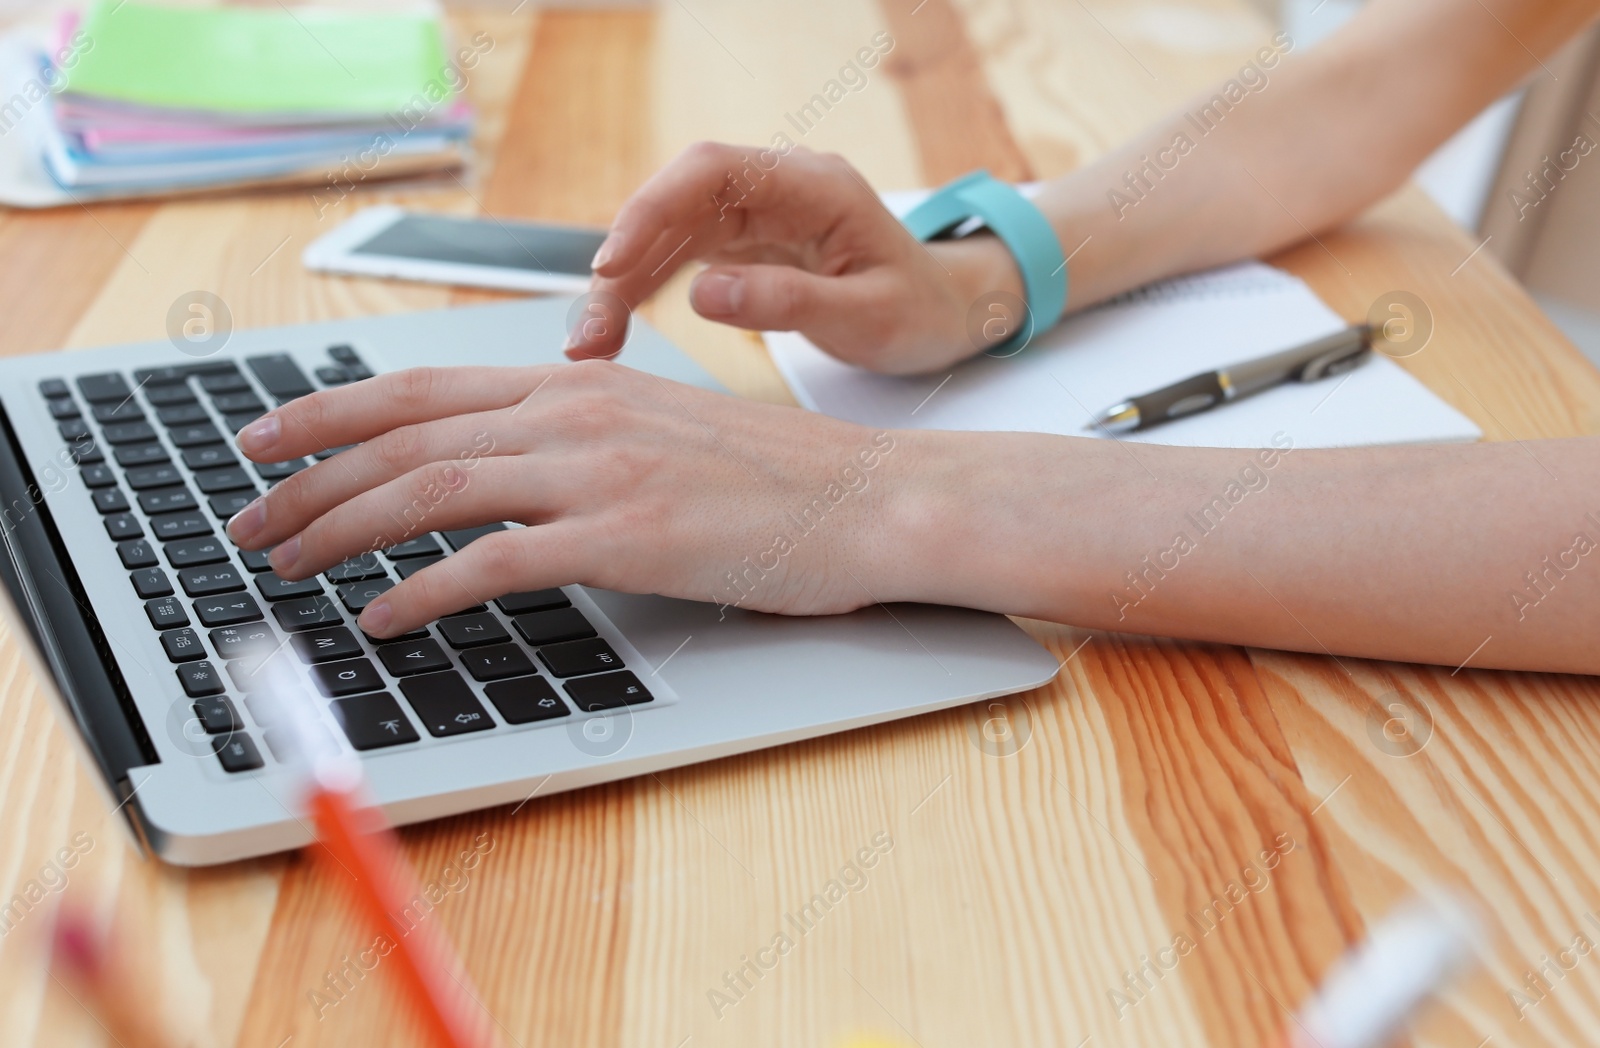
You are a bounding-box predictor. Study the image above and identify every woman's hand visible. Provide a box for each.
[224,362,916,638]
[568,141,1025,375]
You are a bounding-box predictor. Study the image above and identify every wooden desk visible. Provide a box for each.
[4,3,1600,1046]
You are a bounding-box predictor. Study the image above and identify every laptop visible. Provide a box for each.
[0,296,1060,865]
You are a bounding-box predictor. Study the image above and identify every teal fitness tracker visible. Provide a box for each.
[901,170,1067,354]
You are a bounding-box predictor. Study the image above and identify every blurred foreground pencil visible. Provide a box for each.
[1279,893,1482,1048]
[51,909,170,1048]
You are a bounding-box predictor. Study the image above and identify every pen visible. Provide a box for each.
[1086,323,1373,434]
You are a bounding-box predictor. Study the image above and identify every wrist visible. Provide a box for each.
[929,234,1028,355]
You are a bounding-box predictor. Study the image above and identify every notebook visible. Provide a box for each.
[766,217,1481,449]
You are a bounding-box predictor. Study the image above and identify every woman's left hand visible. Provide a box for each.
[224,361,914,639]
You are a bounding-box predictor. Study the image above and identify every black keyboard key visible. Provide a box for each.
[165,536,229,567]
[145,384,198,407]
[460,643,536,682]
[345,366,374,382]
[179,563,245,597]
[363,626,430,645]
[39,378,69,398]
[138,486,198,515]
[210,623,279,660]
[223,411,265,434]
[438,612,510,649]
[182,445,236,470]
[193,466,253,494]
[130,567,173,599]
[564,671,653,712]
[66,438,102,465]
[315,365,350,385]
[377,637,451,676]
[156,403,210,426]
[442,523,508,552]
[332,693,419,750]
[538,637,623,678]
[384,535,441,560]
[177,660,225,697]
[160,626,204,662]
[311,658,384,697]
[47,398,81,421]
[150,511,211,541]
[57,419,90,441]
[199,371,250,395]
[247,354,315,403]
[256,572,322,601]
[101,421,157,445]
[291,626,362,663]
[193,695,243,733]
[328,344,361,365]
[239,548,273,572]
[394,555,440,581]
[273,595,343,631]
[91,488,130,514]
[104,513,143,541]
[212,392,265,415]
[91,401,143,423]
[77,372,131,403]
[80,463,116,488]
[125,463,183,490]
[254,459,307,481]
[325,553,386,583]
[114,443,168,467]
[512,608,595,646]
[337,578,393,613]
[117,539,158,568]
[193,593,263,627]
[485,676,569,723]
[168,422,222,448]
[215,734,264,773]
[399,672,494,737]
[209,492,255,518]
[495,589,570,615]
[132,365,192,386]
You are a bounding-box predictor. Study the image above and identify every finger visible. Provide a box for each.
[236,366,553,462]
[567,220,734,360]
[227,412,509,550]
[358,524,591,637]
[590,141,759,277]
[264,457,550,581]
[688,262,902,344]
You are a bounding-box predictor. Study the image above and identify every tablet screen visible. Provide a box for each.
[352,214,606,276]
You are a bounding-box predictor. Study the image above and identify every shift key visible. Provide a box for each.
[399,672,494,737]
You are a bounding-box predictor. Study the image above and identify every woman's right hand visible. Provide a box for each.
[567,141,1026,376]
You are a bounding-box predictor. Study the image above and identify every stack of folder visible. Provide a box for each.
[28,1,473,200]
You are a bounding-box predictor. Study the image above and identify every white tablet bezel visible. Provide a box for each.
[302,205,599,294]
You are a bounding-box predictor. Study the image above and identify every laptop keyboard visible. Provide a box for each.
[37,346,654,775]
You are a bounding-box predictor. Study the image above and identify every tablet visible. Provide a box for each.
[303,205,607,293]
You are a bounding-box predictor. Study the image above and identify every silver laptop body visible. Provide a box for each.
[0,297,1059,865]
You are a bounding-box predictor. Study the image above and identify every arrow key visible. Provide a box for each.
[331,693,420,750]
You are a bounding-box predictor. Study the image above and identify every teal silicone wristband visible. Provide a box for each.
[901,170,1067,355]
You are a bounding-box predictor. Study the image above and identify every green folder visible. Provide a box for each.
[61,1,453,116]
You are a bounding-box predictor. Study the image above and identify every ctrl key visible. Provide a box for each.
[214,733,264,773]
[332,693,420,750]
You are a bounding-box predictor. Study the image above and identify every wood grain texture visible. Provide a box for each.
[0,2,1598,1047]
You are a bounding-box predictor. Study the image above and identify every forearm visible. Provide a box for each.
[881,431,1600,675]
[957,0,1600,312]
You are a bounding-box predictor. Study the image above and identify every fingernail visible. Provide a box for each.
[359,600,392,635]
[694,272,743,318]
[268,534,300,573]
[226,497,266,543]
[591,231,622,271]
[237,414,280,455]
